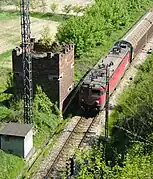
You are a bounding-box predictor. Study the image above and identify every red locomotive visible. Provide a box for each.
[79,10,153,111]
[79,41,132,110]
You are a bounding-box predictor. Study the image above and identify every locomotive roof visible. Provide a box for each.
[83,41,130,89]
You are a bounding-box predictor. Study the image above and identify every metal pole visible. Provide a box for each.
[20,0,33,124]
[105,65,109,139]
[103,64,110,177]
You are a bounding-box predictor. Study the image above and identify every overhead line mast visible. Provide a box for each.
[20,0,33,123]
[105,64,109,140]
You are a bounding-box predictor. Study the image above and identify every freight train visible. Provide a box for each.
[79,10,153,111]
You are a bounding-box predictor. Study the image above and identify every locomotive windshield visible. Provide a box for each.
[91,89,101,95]
[80,85,89,96]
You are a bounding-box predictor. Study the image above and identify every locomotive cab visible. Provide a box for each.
[115,40,133,61]
[79,39,133,112]
[79,83,104,111]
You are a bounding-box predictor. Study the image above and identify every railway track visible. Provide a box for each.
[32,45,153,179]
[44,113,102,178]
[32,42,153,179]
[32,12,153,179]
[41,37,153,179]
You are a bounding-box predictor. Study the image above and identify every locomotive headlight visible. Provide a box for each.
[96,100,99,104]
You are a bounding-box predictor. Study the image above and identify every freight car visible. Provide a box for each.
[79,10,153,111]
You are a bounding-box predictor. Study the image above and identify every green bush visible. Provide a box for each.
[0,150,25,179]
[39,26,54,47]
[111,54,153,137]
[75,142,153,179]
[118,144,153,179]
[57,0,153,57]
[0,106,12,121]
[33,85,62,147]
[0,85,62,148]
[56,0,153,82]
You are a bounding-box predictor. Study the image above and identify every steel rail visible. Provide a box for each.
[78,113,100,148]
[44,114,99,178]
[44,116,84,178]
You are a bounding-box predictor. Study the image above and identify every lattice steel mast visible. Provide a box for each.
[20,0,33,123]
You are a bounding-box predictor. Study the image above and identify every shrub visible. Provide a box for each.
[71,5,85,16]
[57,0,153,57]
[33,85,61,129]
[63,4,72,15]
[50,3,58,14]
[39,25,53,47]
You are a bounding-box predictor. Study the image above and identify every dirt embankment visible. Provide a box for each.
[0,17,58,54]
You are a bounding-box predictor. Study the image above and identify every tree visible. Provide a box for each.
[71,5,84,16]
[57,0,148,57]
[14,0,20,11]
[40,0,46,13]
[30,0,39,11]
[50,3,58,14]
[63,4,72,15]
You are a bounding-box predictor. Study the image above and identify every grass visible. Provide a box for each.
[0,11,19,20]
[0,50,12,94]
[30,11,69,22]
[0,50,12,61]
[0,10,69,22]
[34,126,51,149]
[0,150,25,179]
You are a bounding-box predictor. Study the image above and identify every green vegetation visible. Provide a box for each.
[75,142,153,178]
[0,10,68,22]
[50,3,58,14]
[0,84,62,178]
[0,50,12,61]
[0,85,62,147]
[71,5,85,16]
[0,11,19,20]
[39,26,54,47]
[0,150,25,179]
[0,0,153,178]
[57,0,153,81]
[30,11,68,22]
[33,86,62,148]
[74,32,153,179]
[63,4,73,15]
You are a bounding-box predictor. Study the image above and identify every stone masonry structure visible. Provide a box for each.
[12,39,74,112]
